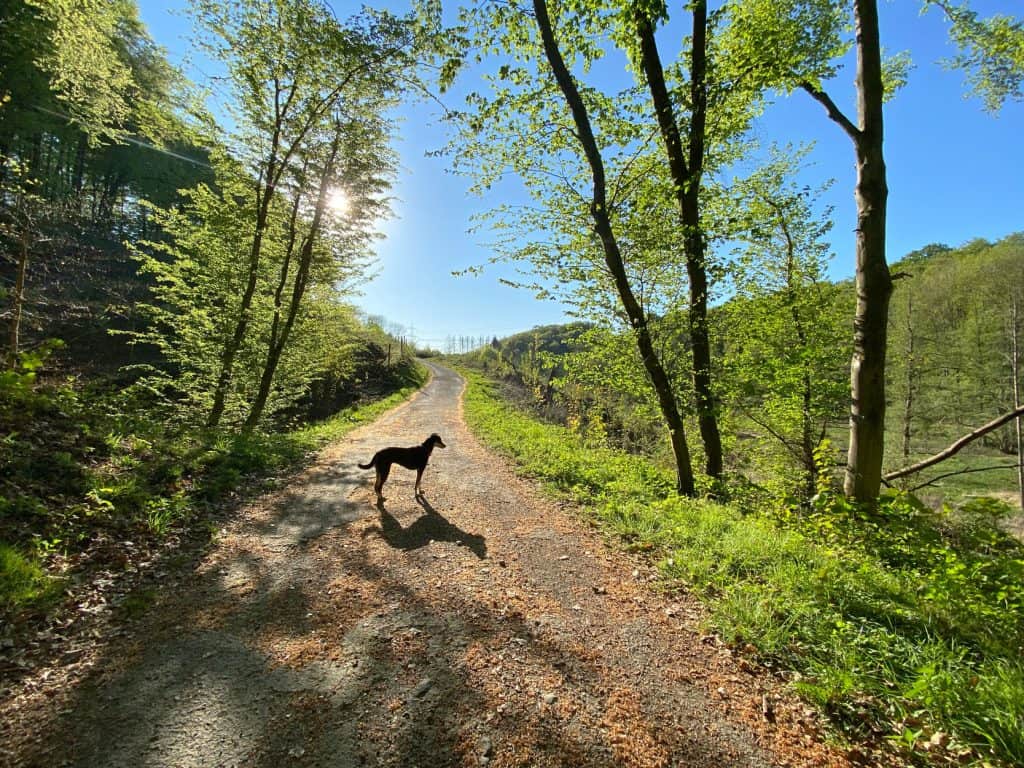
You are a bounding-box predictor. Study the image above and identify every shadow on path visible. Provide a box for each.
[364,495,487,560]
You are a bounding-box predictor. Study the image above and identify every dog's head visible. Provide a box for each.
[426,433,446,449]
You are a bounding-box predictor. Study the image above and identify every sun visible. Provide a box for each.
[327,187,349,217]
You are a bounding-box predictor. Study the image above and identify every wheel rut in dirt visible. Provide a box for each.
[6,361,847,768]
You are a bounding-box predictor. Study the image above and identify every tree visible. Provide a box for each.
[193,0,434,428]
[724,0,1024,501]
[244,104,393,428]
[452,0,759,493]
[720,149,848,498]
[528,0,697,494]
[128,152,374,424]
[630,0,727,479]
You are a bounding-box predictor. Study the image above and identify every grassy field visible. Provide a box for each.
[459,368,1024,767]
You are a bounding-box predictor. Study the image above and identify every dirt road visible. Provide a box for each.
[4,362,847,767]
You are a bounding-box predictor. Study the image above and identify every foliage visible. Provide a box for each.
[717,149,849,498]
[925,0,1024,113]
[125,153,380,426]
[461,367,1024,766]
[24,0,136,142]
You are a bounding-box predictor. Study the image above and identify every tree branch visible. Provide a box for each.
[800,82,861,143]
[884,404,1024,481]
[905,463,1020,493]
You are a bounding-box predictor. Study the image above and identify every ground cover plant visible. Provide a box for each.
[460,368,1024,767]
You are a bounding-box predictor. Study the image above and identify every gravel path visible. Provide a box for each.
[3,362,849,768]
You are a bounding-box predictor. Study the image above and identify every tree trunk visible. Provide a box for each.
[844,0,892,501]
[901,290,915,462]
[206,188,272,427]
[768,196,818,496]
[6,215,30,368]
[533,0,696,495]
[800,1,892,502]
[244,136,340,429]
[635,6,723,481]
[207,123,285,428]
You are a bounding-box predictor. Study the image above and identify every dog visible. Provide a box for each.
[358,433,446,499]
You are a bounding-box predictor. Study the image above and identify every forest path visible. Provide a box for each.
[8,362,847,768]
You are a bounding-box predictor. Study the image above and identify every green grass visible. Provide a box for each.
[0,543,61,613]
[459,369,1024,767]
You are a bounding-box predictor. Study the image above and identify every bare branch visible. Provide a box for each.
[800,82,861,143]
[884,404,1024,482]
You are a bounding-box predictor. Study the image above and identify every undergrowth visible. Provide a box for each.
[0,354,425,617]
[460,369,1024,767]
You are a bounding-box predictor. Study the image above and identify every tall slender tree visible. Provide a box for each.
[631,0,723,480]
[530,0,696,494]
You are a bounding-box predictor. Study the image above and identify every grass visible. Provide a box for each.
[459,368,1024,767]
[0,360,427,619]
[0,543,61,613]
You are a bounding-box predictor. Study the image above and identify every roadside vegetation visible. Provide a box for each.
[1,355,424,619]
[453,231,1024,765]
[460,368,1024,767]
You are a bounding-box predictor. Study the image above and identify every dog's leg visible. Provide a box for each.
[415,467,424,496]
[375,464,391,500]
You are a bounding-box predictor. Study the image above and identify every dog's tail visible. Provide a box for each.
[357,456,375,469]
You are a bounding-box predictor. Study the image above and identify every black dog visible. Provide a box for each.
[358,433,446,499]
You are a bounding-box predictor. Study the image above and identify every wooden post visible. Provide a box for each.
[1012,294,1023,511]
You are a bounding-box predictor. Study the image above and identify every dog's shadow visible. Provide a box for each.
[364,495,487,560]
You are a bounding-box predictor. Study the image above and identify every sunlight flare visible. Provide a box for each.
[327,187,349,217]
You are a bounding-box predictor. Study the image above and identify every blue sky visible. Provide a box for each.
[137,0,1023,349]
